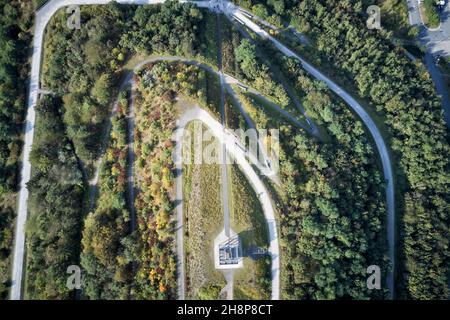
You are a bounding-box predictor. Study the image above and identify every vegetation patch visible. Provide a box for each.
[183,122,226,300]
[421,0,440,29]
[26,96,84,299]
[132,65,179,299]
[229,165,271,300]
[80,91,133,299]
[224,92,248,131]
[235,39,290,109]
[220,14,244,77]
[0,194,15,299]
[199,11,219,66]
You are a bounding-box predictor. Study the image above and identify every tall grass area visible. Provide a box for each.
[224,92,248,131]
[423,0,440,28]
[199,11,219,67]
[80,91,133,299]
[229,166,271,300]
[183,121,226,299]
[0,194,15,299]
[220,14,244,77]
[205,71,222,120]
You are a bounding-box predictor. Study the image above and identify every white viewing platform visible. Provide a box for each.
[214,229,243,270]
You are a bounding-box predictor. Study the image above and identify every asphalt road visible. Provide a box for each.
[226,2,396,298]
[12,0,396,300]
[132,54,288,300]
[10,0,210,301]
[173,106,280,300]
[407,0,450,53]
[406,0,450,125]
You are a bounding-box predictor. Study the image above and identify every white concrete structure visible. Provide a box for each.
[173,106,280,300]
[214,229,243,270]
[12,0,395,301]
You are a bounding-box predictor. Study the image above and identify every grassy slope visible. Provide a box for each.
[229,165,271,300]
[183,122,225,299]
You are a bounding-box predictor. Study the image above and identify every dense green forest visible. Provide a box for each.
[42,1,203,167]
[234,0,449,299]
[42,3,127,165]
[29,1,205,299]
[15,0,448,300]
[0,0,34,299]
[26,96,84,299]
[234,40,387,298]
[235,39,290,107]
[0,0,32,192]
[80,91,133,299]
[278,56,386,299]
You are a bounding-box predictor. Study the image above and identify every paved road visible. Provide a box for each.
[406,0,450,125]
[229,18,320,136]
[225,2,395,298]
[406,0,450,53]
[10,0,210,301]
[174,113,186,300]
[424,51,450,125]
[12,0,394,300]
[173,106,280,300]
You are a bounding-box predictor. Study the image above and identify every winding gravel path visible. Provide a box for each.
[173,106,280,300]
[226,3,395,298]
[10,0,210,300]
[11,0,394,300]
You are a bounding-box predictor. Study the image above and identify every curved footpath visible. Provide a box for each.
[225,3,395,298]
[135,55,306,177]
[10,0,210,301]
[133,56,287,299]
[12,0,395,300]
[173,106,280,300]
[135,56,315,135]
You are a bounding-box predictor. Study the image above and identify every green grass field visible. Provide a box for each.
[183,121,226,299]
[229,165,271,300]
